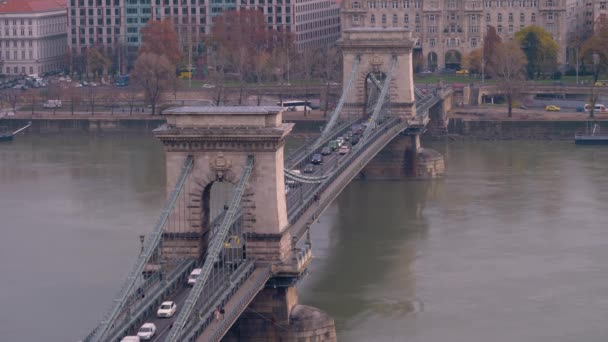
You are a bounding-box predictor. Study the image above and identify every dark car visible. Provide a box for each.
[351,124,364,135]
[303,163,315,173]
[351,135,360,145]
[311,153,323,165]
[321,147,331,155]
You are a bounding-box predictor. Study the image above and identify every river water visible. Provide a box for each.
[2,134,608,342]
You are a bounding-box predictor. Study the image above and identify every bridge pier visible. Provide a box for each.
[361,133,445,179]
[222,286,336,342]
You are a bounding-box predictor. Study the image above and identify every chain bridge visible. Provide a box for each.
[82,28,450,342]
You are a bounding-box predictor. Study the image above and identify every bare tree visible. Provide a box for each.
[4,89,21,114]
[132,52,174,115]
[85,86,99,115]
[125,89,140,116]
[488,41,527,117]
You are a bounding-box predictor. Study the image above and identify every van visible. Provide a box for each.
[43,100,62,108]
[584,104,607,113]
[120,336,140,342]
[187,268,202,286]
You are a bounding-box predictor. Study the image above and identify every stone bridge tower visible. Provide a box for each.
[340,28,417,121]
[154,106,336,341]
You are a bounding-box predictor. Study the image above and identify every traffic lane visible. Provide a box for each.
[145,286,192,342]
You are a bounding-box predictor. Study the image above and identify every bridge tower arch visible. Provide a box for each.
[155,107,293,262]
[340,28,417,121]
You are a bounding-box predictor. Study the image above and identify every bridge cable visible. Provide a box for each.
[165,155,255,342]
[314,56,361,147]
[359,56,398,144]
[88,156,194,342]
[284,169,329,184]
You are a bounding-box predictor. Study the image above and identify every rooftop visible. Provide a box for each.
[0,0,65,14]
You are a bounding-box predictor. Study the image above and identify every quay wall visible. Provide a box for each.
[447,118,598,140]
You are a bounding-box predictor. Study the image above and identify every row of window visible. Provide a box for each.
[297,17,339,31]
[297,8,338,22]
[353,0,562,8]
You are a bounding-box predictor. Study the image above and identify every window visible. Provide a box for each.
[381,14,387,24]
[520,12,525,21]
[353,14,360,24]
[498,13,503,21]
[392,14,398,25]
[531,0,536,6]
[404,13,409,24]
[403,0,409,7]
[381,0,387,8]
[393,1,398,7]
[370,14,376,24]
[509,24,513,32]
[520,0,525,6]
[486,13,491,21]
[509,13,513,21]
[369,1,376,8]
[601,1,607,8]
[471,37,478,47]
[430,38,436,47]
[497,24,503,32]
[547,12,554,21]
[352,1,360,7]
[531,12,536,21]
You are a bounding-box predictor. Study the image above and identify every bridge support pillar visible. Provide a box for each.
[361,133,445,179]
[223,286,337,342]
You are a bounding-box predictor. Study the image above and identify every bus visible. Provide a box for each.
[177,67,196,79]
[276,100,312,112]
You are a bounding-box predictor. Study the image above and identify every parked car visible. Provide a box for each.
[157,301,177,318]
[584,103,607,113]
[311,153,323,164]
[339,145,350,155]
[455,69,469,74]
[137,323,157,341]
[188,268,202,286]
[545,105,561,112]
[419,69,433,74]
[320,147,331,155]
[303,163,314,173]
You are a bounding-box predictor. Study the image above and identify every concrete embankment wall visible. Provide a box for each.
[1,118,166,133]
[447,118,595,139]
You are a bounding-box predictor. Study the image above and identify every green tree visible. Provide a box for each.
[515,26,559,79]
[87,47,111,80]
[483,25,502,75]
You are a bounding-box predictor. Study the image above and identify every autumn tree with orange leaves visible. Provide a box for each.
[139,19,181,67]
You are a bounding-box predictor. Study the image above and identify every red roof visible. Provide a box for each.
[0,0,66,14]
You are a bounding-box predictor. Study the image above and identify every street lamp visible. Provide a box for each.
[480,37,485,84]
[139,235,145,254]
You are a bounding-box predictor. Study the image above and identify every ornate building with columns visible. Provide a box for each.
[341,0,567,71]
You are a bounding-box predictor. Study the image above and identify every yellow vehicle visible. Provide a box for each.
[224,235,242,248]
[177,67,196,79]
[455,69,469,74]
[594,80,608,87]
[545,105,561,112]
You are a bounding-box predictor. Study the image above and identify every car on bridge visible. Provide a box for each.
[137,323,157,340]
[321,147,331,155]
[304,163,314,173]
[339,145,350,155]
[188,268,202,286]
[120,336,140,342]
[311,153,323,164]
[157,301,177,318]
[545,105,561,112]
[328,140,339,151]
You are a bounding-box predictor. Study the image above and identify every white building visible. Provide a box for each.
[0,0,67,77]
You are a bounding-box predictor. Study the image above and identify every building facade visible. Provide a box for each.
[67,0,341,71]
[0,0,67,76]
[341,0,567,70]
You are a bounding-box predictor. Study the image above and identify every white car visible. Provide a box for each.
[120,336,140,342]
[336,137,345,147]
[136,323,156,341]
[188,268,202,286]
[157,301,177,318]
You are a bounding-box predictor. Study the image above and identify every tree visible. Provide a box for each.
[87,47,111,80]
[139,19,181,66]
[463,48,483,74]
[85,85,99,115]
[483,26,502,76]
[3,89,20,114]
[515,26,559,79]
[132,52,173,115]
[581,15,608,83]
[488,41,527,117]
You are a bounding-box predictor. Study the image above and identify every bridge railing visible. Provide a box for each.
[84,156,195,342]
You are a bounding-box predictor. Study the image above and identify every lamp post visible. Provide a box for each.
[139,235,145,254]
[481,38,485,84]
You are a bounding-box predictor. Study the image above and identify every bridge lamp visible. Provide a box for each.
[139,235,145,254]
